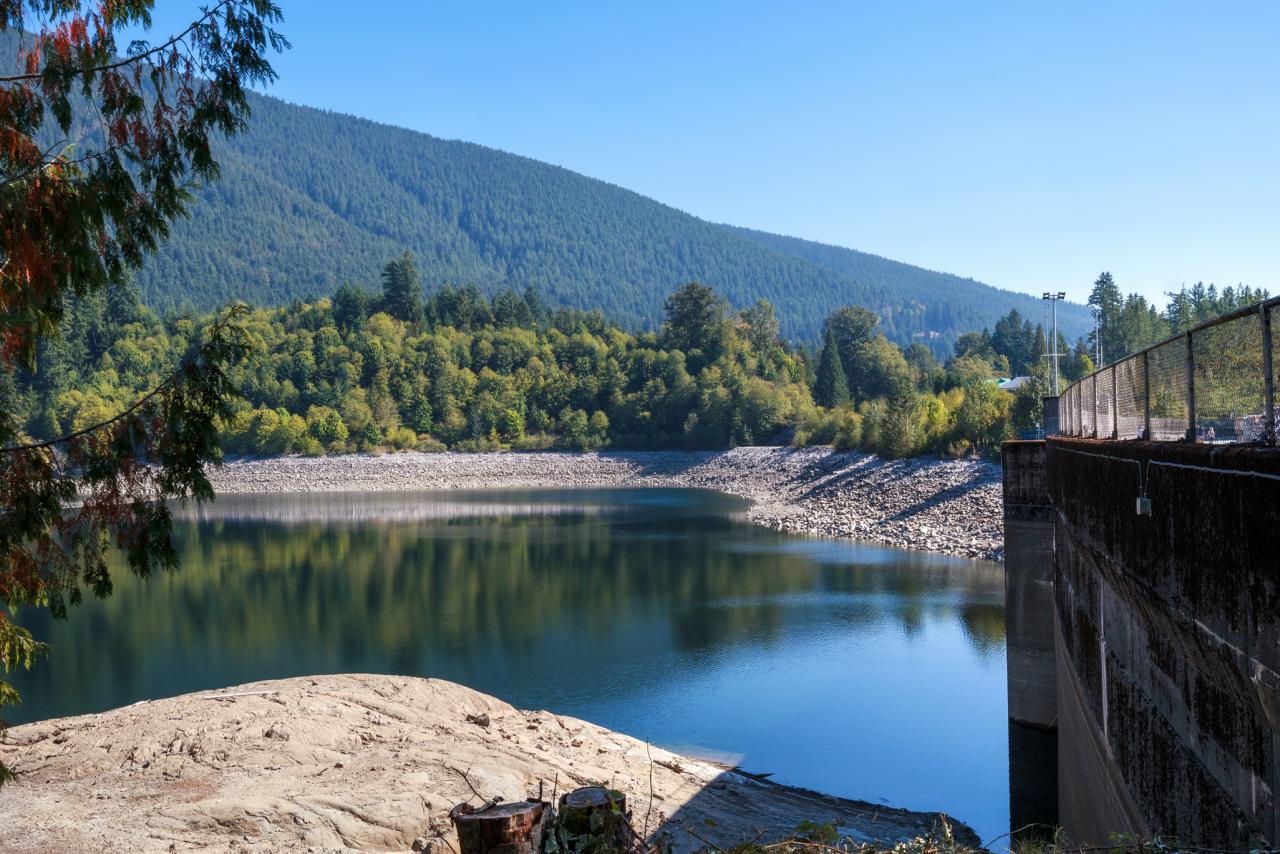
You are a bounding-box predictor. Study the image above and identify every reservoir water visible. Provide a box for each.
[8,488,1009,841]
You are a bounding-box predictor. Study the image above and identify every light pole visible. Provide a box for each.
[1093,311,1103,367]
[1043,291,1067,396]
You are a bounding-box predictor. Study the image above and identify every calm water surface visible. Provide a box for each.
[9,488,1009,840]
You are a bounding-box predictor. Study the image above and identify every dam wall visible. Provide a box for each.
[1002,441,1060,831]
[1040,437,1280,844]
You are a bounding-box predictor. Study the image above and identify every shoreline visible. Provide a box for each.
[0,675,979,852]
[207,446,1004,560]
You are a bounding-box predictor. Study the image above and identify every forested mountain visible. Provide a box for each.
[726,227,1091,348]
[122,91,1090,350]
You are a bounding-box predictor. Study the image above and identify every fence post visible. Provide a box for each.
[1111,365,1119,439]
[1091,374,1098,438]
[1263,303,1276,446]
[1142,350,1151,441]
[1077,385,1083,436]
[1185,332,1197,442]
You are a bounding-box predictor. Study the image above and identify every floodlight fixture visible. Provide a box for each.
[1042,292,1068,395]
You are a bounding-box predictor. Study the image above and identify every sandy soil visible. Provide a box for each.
[0,675,977,853]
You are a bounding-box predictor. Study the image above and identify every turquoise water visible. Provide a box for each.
[8,488,1009,840]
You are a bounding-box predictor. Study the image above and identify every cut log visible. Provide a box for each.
[450,800,549,854]
[556,786,634,852]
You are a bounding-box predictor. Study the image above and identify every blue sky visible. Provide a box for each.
[151,2,1279,305]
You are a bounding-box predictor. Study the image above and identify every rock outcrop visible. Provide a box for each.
[0,675,975,853]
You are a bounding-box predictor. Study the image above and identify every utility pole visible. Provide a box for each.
[1043,291,1067,396]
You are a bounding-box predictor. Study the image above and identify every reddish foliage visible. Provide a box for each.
[0,0,284,780]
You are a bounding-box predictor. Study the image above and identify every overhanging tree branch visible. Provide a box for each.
[2,304,248,454]
[0,0,285,761]
[0,1,232,83]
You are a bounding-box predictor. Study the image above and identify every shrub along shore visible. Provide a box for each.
[208,446,1004,561]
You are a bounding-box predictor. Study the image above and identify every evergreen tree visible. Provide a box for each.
[0,0,285,780]
[493,288,533,328]
[823,306,878,384]
[522,286,549,326]
[332,283,371,333]
[823,305,892,402]
[1069,338,1095,380]
[904,342,942,391]
[1032,325,1047,374]
[662,282,729,359]
[1114,294,1167,354]
[380,252,424,324]
[105,281,145,329]
[813,329,850,407]
[988,310,1046,375]
[1088,271,1124,364]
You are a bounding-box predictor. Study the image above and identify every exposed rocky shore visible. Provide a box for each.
[0,675,977,853]
[207,447,1003,560]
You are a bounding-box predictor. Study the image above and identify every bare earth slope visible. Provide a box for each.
[0,675,976,853]
[207,447,1003,560]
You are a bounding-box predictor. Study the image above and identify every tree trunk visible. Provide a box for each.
[556,786,634,853]
[450,800,550,854]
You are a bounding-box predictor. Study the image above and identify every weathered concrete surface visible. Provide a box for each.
[1002,441,1059,834]
[1054,606,1149,840]
[0,674,976,853]
[1002,442,1057,730]
[1046,437,1280,845]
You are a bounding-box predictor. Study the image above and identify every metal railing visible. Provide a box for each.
[1057,296,1278,446]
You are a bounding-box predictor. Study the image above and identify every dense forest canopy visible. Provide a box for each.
[19,69,1091,351]
[8,258,1264,480]
[25,261,1243,467]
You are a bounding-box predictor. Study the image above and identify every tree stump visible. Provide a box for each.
[450,800,550,854]
[556,786,634,853]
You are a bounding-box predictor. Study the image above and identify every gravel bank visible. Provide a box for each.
[208,447,1003,560]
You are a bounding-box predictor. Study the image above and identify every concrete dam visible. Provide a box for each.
[1003,436,1279,844]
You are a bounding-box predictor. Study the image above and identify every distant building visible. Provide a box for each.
[999,376,1032,392]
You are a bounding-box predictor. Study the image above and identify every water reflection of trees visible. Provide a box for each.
[9,495,1004,723]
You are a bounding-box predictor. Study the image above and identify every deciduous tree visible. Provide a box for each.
[739,298,778,354]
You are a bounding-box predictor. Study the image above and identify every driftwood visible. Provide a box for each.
[556,786,634,853]
[450,800,550,854]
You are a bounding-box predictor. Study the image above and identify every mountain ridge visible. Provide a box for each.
[130,88,1092,349]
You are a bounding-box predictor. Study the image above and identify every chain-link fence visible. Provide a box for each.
[1055,297,1278,445]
